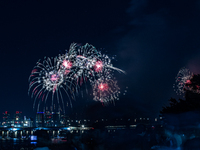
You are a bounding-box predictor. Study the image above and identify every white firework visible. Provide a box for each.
[173,68,193,95]
[91,74,120,103]
[28,57,75,113]
[29,42,126,110]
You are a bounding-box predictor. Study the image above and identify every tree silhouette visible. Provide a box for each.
[160,74,200,128]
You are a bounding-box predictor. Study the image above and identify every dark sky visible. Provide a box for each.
[0,0,200,120]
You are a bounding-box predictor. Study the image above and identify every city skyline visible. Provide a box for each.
[0,110,162,128]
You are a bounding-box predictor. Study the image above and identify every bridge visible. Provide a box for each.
[0,126,93,139]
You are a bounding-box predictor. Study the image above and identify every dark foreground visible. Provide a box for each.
[1,126,200,150]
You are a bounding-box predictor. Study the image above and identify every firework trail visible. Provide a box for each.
[97,54,125,74]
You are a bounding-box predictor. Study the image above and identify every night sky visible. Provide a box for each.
[0,0,200,120]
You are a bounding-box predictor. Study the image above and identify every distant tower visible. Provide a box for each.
[60,114,68,126]
[14,111,22,127]
[36,112,44,127]
[2,111,11,127]
[44,110,52,127]
[52,112,60,127]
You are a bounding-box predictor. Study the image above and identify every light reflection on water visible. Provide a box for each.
[0,137,67,150]
[0,137,66,145]
[0,139,38,150]
[30,141,37,146]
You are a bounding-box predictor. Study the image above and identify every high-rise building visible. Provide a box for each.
[14,111,23,127]
[52,112,60,127]
[43,111,69,127]
[44,111,52,127]
[60,114,68,126]
[2,111,34,127]
[36,112,44,127]
[2,111,11,127]
[23,116,33,127]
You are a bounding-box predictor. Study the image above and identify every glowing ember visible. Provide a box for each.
[98,83,108,91]
[51,74,59,81]
[94,61,103,72]
[185,80,191,84]
[62,60,72,69]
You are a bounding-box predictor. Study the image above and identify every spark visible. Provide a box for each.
[94,61,103,72]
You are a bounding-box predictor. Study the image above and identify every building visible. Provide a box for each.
[60,114,68,126]
[2,111,34,127]
[52,112,60,127]
[36,111,64,127]
[2,111,11,127]
[36,112,44,127]
[44,111,52,127]
[43,111,68,127]
[23,116,33,127]
[14,111,23,127]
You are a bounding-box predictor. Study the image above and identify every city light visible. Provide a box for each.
[11,128,17,131]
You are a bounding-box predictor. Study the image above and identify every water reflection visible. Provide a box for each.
[0,126,200,150]
[0,139,37,150]
[30,141,37,146]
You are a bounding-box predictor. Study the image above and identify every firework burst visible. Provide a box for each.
[91,74,120,103]
[29,42,126,111]
[173,68,193,95]
[28,57,75,113]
